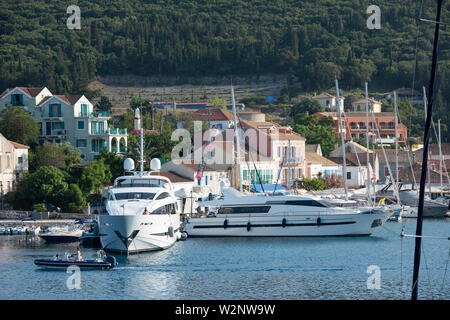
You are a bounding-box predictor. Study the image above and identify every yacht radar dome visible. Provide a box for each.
[150,158,161,171]
[123,158,135,171]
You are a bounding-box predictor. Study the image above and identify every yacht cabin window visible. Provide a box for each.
[155,192,170,200]
[217,206,271,214]
[114,192,156,200]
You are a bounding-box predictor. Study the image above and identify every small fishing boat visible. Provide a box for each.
[34,251,117,270]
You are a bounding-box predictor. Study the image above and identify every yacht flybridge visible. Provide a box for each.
[99,156,181,253]
[183,186,392,237]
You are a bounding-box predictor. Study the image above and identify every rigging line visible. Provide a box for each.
[431,119,450,185]
[236,113,265,194]
[401,233,450,240]
[394,100,417,187]
[342,113,362,167]
[400,228,405,298]
[441,247,450,291]
[370,111,401,204]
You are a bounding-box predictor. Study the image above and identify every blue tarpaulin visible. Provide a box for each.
[251,184,288,193]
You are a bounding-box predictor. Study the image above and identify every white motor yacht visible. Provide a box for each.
[99,158,181,253]
[183,186,392,237]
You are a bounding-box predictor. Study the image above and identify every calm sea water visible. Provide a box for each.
[0,219,448,300]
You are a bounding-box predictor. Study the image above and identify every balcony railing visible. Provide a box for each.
[285,157,302,164]
[108,128,127,135]
[92,111,110,118]
[41,129,67,138]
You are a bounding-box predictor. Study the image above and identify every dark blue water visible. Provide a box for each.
[0,219,448,299]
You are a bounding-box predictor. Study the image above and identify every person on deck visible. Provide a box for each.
[143,208,149,215]
[52,254,59,261]
[76,247,82,262]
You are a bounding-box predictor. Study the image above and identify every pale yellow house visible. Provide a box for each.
[0,133,29,194]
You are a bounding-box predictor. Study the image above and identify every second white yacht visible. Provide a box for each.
[183,186,392,237]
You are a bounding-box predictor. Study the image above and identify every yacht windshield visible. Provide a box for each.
[116,179,163,188]
[114,192,156,200]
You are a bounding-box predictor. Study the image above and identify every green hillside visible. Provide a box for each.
[0,0,449,138]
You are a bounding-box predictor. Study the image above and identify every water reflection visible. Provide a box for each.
[0,219,448,299]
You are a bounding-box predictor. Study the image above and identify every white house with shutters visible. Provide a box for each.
[0,87,127,161]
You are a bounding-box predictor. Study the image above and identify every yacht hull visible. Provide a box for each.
[183,212,391,237]
[99,214,180,254]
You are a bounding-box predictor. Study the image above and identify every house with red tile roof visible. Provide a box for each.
[305,152,339,179]
[312,92,344,112]
[179,107,236,131]
[0,133,29,194]
[314,111,407,145]
[0,87,128,161]
[0,87,52,111]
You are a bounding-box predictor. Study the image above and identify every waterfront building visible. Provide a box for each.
[312,92,344,113]
[0,87,127,161]
[305,152,339,179]
[161,160,227,195]
[182,108,237,131]
[314,112,408,145]
[351,98,382,112]
[305,144,323,156]
[327,153,379,187]
[236,120,306,187]
[0,133,29,194]
[374,149,423,181]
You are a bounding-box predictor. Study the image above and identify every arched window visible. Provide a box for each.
[119,137,126,153]
[111,138,118,152]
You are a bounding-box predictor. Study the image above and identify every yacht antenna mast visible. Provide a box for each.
[139,108,144,173]
[412,0,443,300]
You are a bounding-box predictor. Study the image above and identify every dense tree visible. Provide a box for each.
[209,96,227,110]
[0,105,40,145]
[79,160,112,195]
[29,142,81,172]
[12,166,69,210]
[290,98,324,117]
[0,0,449,139]
[127,132,176,164]
[292,114,336,156]
[95,96,113,112]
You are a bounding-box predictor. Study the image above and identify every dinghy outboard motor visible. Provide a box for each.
[168,226,174,238]
[105,256,117,267]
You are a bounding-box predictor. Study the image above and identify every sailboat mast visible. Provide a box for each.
[335,79,348,200]
[365,82,371,205]
[423,87,432,197]
[231,87,243,192]
[412,0,443,301]
[394,91,399,204]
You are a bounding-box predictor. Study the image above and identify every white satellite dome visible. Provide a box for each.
[123,158,135,171]
[150,158,161,171]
